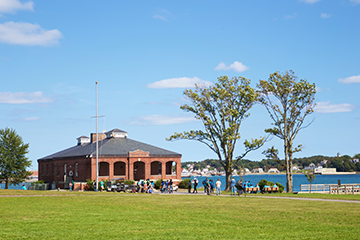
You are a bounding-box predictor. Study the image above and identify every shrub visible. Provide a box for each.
[258,179,268,191]
[86,179,94,191]
[179,178,191,189]
[275,182,285,193]
[154,179,162,189]
[124,180,135,185]
[33,180,45,184]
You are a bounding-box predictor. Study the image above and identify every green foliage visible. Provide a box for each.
[179,178,191,189]
[257,70,317,193]
[124,180,135,185]
[0,128,32,189]
[33,180,45,184]
[168,76,266,190]
[154,179,162,189]
[258,179,268,191]
[276,182,285,193]
[305,171,316,184]
[86,179,94,191]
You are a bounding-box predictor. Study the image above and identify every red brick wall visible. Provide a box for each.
[39,155,181,188]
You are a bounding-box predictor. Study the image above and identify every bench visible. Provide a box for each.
[245,187,260,193]
[264,187,279,193]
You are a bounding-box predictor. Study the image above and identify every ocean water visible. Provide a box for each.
[1,174,359,192]
[184,174,360,192]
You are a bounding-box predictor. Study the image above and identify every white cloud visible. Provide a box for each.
[284,13,298,19]
[321,13,331,18]
[315,101,355,113]
[128,115,196,125]
[153,8,170,21]
[0,21,63,46]
[214,61,249,72]
[300,0,321,3]
[338,75,360,84]
[23,116,40,121]
[153,15,167,21]
[0,0,33,14]
[0,91,52,104]
[350,0,360,5]
[147,77,212,89]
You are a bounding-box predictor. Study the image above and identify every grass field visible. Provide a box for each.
[1,190,360,239]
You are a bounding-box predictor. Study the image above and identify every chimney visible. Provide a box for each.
[90,133,106,143]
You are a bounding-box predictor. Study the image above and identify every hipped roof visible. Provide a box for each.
[38,137,181,161]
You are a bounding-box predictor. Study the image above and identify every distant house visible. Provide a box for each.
[252,168,264,173]
[304,163,316,170]
[292,166,300,171]
[268,167,280,173]
[38,128,182,189]
[352,158,359,164]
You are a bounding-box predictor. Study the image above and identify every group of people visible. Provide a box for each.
[137,179,154,193]
[160,179,177,193]
[186,178,223,195]
[92,180,105,191]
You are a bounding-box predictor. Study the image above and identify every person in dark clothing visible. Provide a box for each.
[193,179,198,193]
[188,180,192,193]
[202,179,207,193]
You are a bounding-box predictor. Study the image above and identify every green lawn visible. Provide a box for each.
[1,190,360,239]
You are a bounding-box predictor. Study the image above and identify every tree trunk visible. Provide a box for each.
[225,167,232,191]
[284,141,290,193]
[288,141,293,193]
[5,180,8,189]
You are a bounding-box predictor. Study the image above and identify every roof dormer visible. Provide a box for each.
[105,128,128,139]
[77,136,90,145]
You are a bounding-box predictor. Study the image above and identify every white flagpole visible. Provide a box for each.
[96,81,99,192]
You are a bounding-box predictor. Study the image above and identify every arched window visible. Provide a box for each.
[114,162,125,176]
[151,161,162,175]
[99,162,109,176]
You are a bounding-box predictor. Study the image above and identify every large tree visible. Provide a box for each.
[257,70,316,193]
[167,76,266,190]
[0,128,32,189]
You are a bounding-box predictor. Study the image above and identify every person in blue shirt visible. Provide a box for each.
[230,177,236,195]
[22,184,27,190]
[273,183,278,188]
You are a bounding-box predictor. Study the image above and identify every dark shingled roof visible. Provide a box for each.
[38,137,181,161]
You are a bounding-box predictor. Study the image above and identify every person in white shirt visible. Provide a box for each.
[216,179,222,196]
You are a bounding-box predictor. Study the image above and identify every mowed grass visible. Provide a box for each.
[0,190,360,239]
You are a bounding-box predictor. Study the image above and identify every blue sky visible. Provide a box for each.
[1,0,359,170]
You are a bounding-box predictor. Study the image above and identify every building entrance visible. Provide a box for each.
[134,162,145,181]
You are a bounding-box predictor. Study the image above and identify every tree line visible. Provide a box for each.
[182,154,360,173]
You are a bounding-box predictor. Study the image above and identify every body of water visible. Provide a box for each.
[184,174,360,192]
[2,174,360,192]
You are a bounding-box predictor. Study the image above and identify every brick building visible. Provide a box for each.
[37,128,181,189]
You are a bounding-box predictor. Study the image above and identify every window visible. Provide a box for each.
[64,164,67,175]
[46,164,49,176]
[57,164,60,177]
[52,163,54,176]
[41,164,44,176]
[75,163,78,177]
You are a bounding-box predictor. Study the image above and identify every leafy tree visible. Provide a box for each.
[257,70,316,193]
[0,128,32,189]
[304,170,316,193]
[167,76,266,190]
